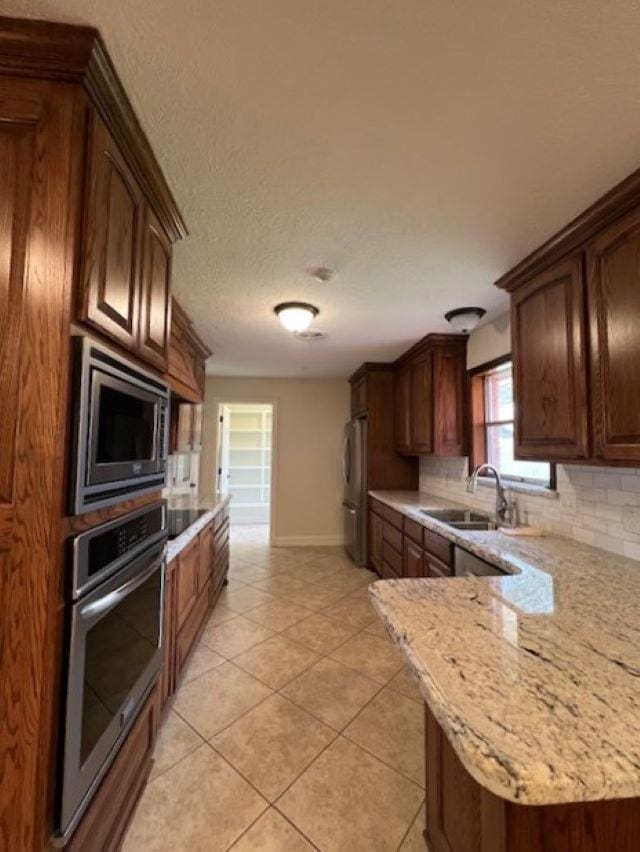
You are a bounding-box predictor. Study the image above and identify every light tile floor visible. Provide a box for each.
[124,525,427,851]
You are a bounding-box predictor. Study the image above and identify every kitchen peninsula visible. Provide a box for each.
[369,490,640,851]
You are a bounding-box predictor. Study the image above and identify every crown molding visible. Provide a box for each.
[0,16,187,242]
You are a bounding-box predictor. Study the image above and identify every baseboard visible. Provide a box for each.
[271,535,346,547]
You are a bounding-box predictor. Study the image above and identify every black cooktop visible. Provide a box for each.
[167,508,208,540]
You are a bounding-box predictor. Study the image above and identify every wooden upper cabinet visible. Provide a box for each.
[79,112,144,350]
[0,104,33,550]
[166,298,212,402]
[394,365,412,453]
[410,351,433,453]
[394,337,467,457]
[511,255,589,461]
[138,205,172,369]
[588,208,640,462]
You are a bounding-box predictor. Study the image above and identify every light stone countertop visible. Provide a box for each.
[165,493,231,562]
[368,489,640,807]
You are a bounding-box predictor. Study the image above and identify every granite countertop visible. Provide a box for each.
[368,489,640,807]
[165,493,231,561]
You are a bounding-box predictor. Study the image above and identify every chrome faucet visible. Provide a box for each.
[466,464,512,526]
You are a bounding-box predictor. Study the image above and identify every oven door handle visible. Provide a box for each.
[80,555,164,621]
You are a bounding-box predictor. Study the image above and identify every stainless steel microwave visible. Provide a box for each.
[70,337,170,514]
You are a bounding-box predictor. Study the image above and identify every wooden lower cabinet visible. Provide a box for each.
[368,509,383,575]
[425,705,640,852]
[197,521,214,592]
[404,538,424,577]
[162,505,229,706]
[175,579,211,681]
[175,535,199,629]
[67,683,160,852]
[160,559,177,709]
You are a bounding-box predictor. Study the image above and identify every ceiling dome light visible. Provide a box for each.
[274,302,319,333]
[444,307,486,334]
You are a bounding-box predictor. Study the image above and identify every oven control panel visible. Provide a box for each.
[86,506,164,581]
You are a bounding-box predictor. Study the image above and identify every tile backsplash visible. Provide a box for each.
[419,457,640,560]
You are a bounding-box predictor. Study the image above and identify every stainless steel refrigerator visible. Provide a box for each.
[342,418,367,565]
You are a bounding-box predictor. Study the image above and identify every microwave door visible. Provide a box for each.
[88,372,161,486]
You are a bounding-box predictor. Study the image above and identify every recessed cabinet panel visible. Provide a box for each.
[588,209,640,462]
[368,510,383,575]
[410,352,433,454]
[512,255,589,460]
[394,337,466,457]
[404,538,424,577]
[80,114,143,349]
[395,366,412,453]
[0,120,33,533]
[434,346,466,456]
[139,207,172,369]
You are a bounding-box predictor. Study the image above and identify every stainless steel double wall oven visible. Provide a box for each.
[57,338,170,840]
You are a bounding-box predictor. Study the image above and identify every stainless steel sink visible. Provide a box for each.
[419,508,496,531]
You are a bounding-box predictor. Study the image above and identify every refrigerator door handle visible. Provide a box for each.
[342,435,350,486]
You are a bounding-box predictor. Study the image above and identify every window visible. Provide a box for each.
[470,358,553,488]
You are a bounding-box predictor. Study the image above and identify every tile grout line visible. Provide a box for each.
[139,537,413,849]
[394,796,426,852]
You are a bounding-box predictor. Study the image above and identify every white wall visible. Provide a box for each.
[201,376,349,546]
[466,311,511,369]
[419,311,640,561]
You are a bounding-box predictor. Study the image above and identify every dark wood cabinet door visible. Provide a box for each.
[434,344,467,456]
[197,523,214,593]
[588,209,640,462]
[175,537,199,629]
[394,365,412,453]
[138,205,172,369]
[512,254,589,460]
[79,112,144,350]
[368,510,383,574]
[0,98,34,550]
[426,707,483,852]
[410,351,433,454]
[160,560,176,710]
[404,538,424,577]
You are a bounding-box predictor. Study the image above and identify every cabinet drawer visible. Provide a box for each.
[176,581,210,679]
[426,555,452,578]
[423,528,453,566]
[382,520,403,553]
[214,506,228,533]
[382,505,404,530]
[382,540,403,576]
[404,517,424,545]
[369,496,384,517]
[382,559,400,580]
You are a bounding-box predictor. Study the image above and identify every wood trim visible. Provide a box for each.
[466,356,558,486]
[395,332,467,367]
[61,491,163,539]
[468,354,512,378]
[166,373,204,404]
[468,355,511,473]
[0,16,187,242]
[494,167,640,293]
[348,361,394,384]
[171,298,212,359]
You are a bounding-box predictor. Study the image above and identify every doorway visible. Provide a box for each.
[217,403,274,537]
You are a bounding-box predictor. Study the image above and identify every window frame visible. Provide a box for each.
[468,355,556,490]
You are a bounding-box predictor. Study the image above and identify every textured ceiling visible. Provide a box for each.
[4,1,640,376]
